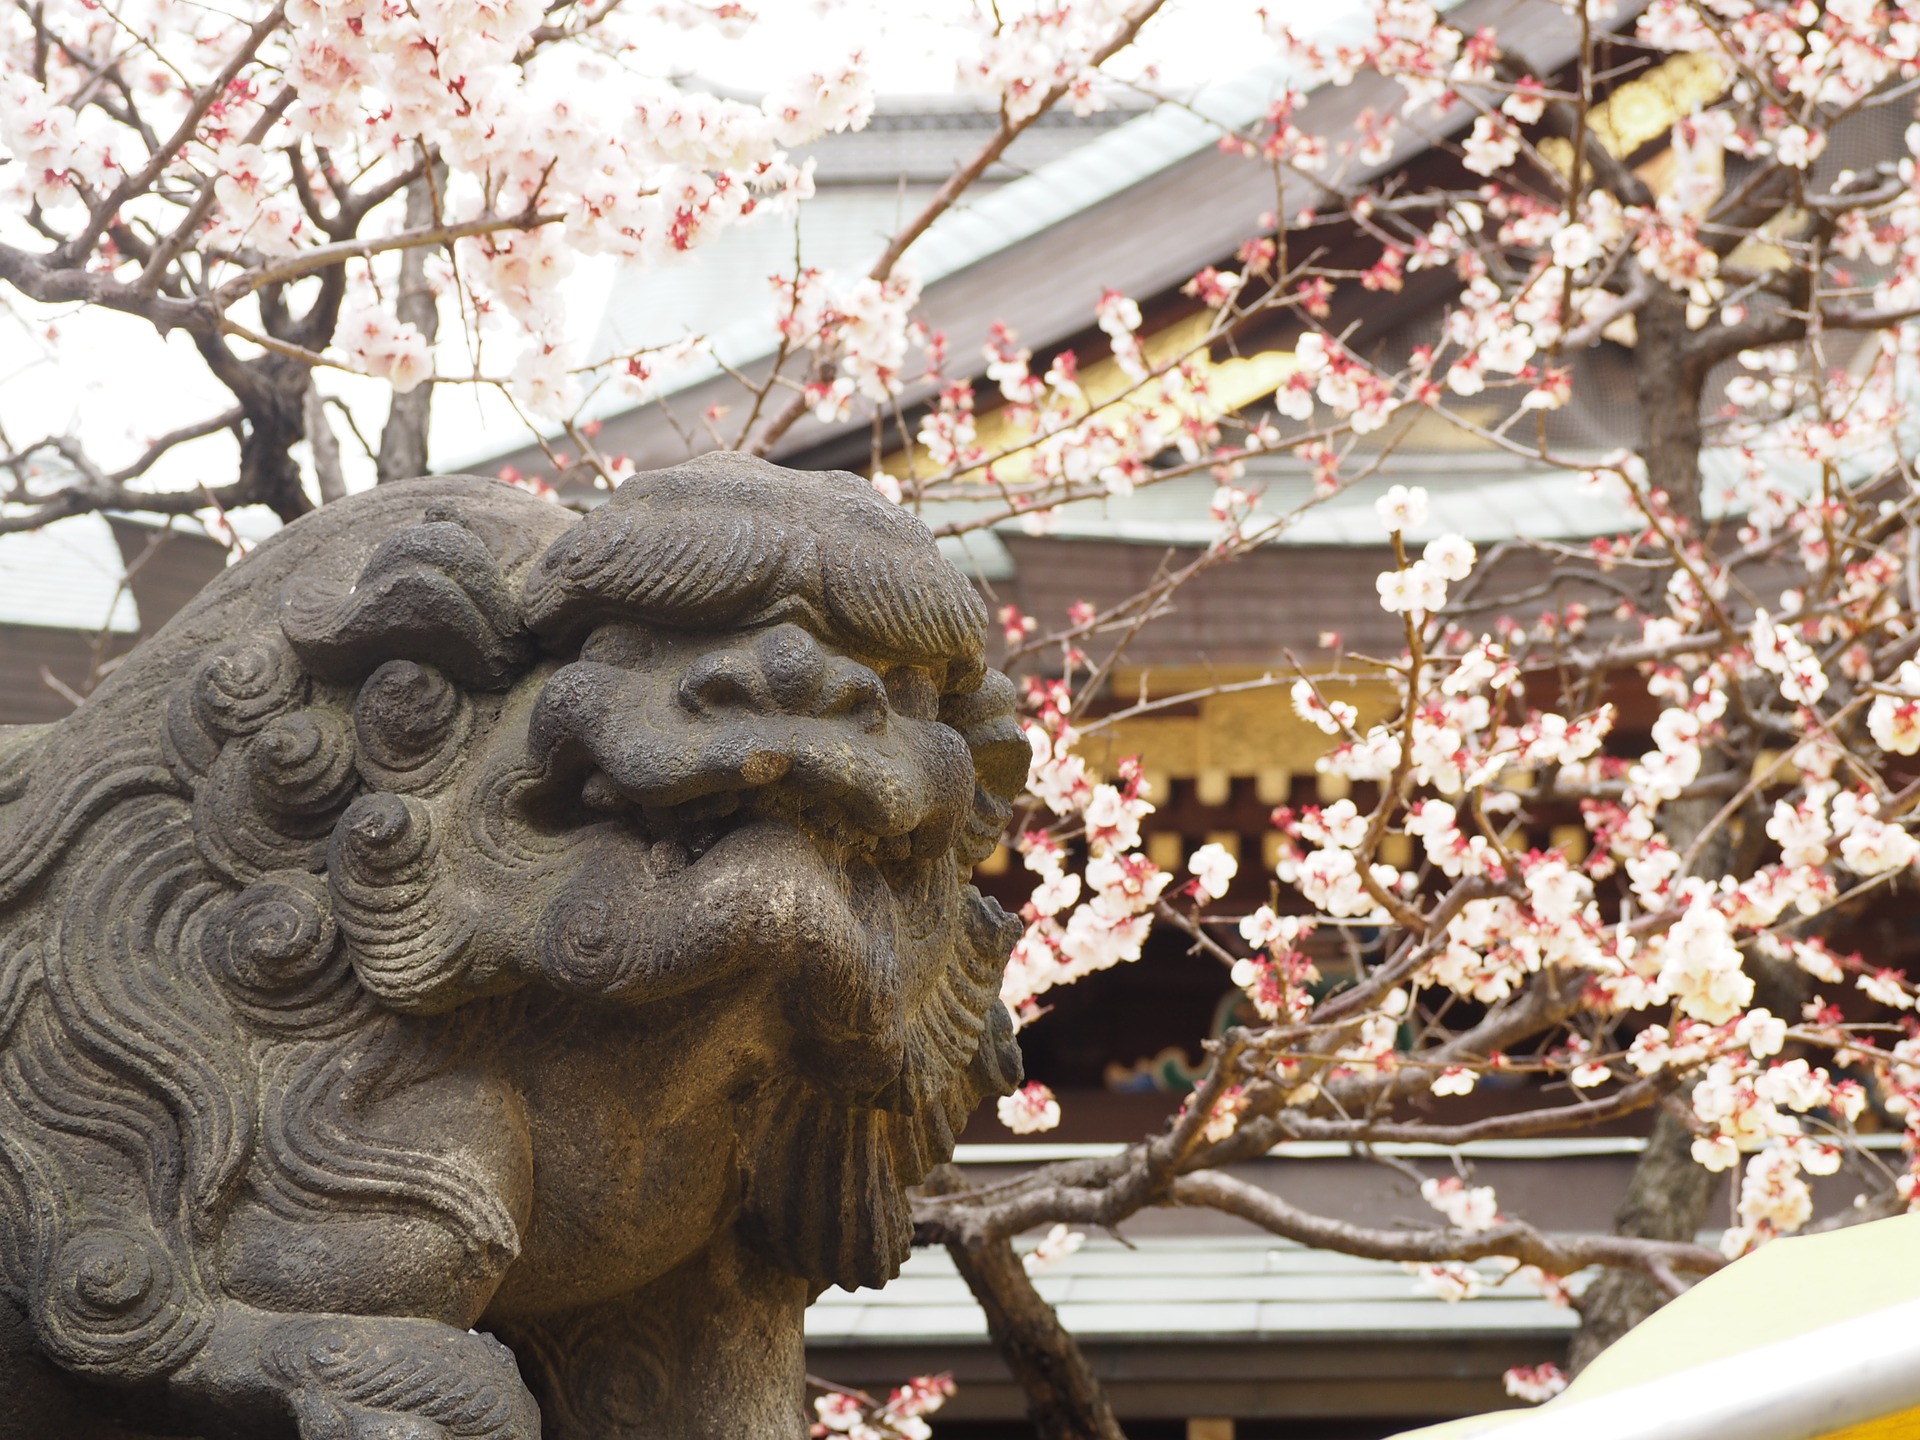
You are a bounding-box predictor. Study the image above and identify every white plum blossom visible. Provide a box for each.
[1239,906,1310,952]
[1504,1365,1568,1403]
[1656,898,1753,1024]
[1294,847,1391,919]
[1461,113,1520,175]
[1724,1146,1813,1255]
[209,142,305,255]
[763,61,876,145]
[817,1373,955,1440]
[1691,1061,1802,1172]
[1187,843,1238,899]
[1408,1261,1483,1302]
[1029,870,1082,918]
[1292,679,1358,735]
[1198,1086,1250,1142]
[332,304,433,394]
[1445,641,1513,696]
[1868,663,1920,754]
[1772,125,1826,169]
[1422,533,1477,581]
[508,345,581,422]
[1751,613,1828,706]
[1375,484,1431,532]
[1231,956,1288,1021]
[1767,799,1830,870]
[1324,726,1403,783]
[1023,1223,1086,1274]
[1857,968,1914,1009]
[813,1393,865,1434]
[1377,560,1450,615]
[1562,1035,1612,1089]
[1629,703,1707,805]
[1302,799,1369,850]
[774,268,924,418]
[1838,814,1919,876]
[958,0,1141,122]
[1759,1059,1837,1115]
[1525,856,1593,926]
[1735,1008,1788,1059]
[1421,1177,1499,1232]
[998,1083,1062,1134]
[1083,783,1152,857]
[1027,722,1092,816]
[1095,288,1149,380]
[1551,222,1601,271]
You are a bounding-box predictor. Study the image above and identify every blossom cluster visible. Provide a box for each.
[997,431,1920,1227]
[910,294,1241,529]
[1000,683,1171,1038]
[958,0,1141,122]
[0,1,869,420]
[811,1375,955,1440]
[774,268,924,423]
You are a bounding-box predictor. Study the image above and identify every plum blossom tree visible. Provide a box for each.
[12,0,1920,1437]
[864,0,1920,1430]
[0,0,875,521]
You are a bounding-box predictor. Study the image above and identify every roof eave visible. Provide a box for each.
[472,0,1641,482]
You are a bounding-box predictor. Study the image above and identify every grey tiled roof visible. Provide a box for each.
[0,512,139,633]
[807,1235,1577,1346]
[803,97,1154,186]
[465,0,1545,478]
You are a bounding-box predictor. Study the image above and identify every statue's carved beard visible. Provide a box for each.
[672,813,1010,1294]
[665,812,921,1085]
[732,848,1020,1293]
[537,792,1019,1292]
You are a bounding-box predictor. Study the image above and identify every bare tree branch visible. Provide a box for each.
[1169,1171,1723,1289]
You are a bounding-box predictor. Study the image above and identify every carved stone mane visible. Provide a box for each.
[0,457,1026,1440]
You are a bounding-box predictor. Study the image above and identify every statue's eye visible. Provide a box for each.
[580,623,656,669]
[882,666,939,722]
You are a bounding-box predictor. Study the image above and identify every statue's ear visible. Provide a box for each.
[281,510,532,690]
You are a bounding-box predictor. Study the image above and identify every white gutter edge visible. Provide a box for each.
[1449,1294,1920,1440]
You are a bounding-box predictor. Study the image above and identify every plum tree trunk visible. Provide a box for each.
[1566,1107,1716,1371]
[1569,282,1719,1372]
[946,1237,1127,1440]
[376,172,443,484]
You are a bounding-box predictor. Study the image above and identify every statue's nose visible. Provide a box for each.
[676,624,886,731]
[675,649,767,715]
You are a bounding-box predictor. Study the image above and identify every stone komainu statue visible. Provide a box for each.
[0,456,1027,1440]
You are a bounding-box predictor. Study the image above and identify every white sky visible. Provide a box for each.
[0,0,1285,542]
[658,0,1278,90]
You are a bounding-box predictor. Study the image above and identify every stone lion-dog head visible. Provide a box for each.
[0,455,1026,1440]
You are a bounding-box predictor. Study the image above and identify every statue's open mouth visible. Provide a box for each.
[526,645,978,895]
[588,768,937,895]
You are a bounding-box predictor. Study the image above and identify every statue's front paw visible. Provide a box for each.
[269,1318,539,1440]
[291,1387,451,1440]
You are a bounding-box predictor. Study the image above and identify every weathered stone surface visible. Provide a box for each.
[0,456,1026,1439]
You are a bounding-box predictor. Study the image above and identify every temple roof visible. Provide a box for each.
[0,512,141,634]
[468,0,1614,481]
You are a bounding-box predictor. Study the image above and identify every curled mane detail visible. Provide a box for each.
[0,485,569,1386]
